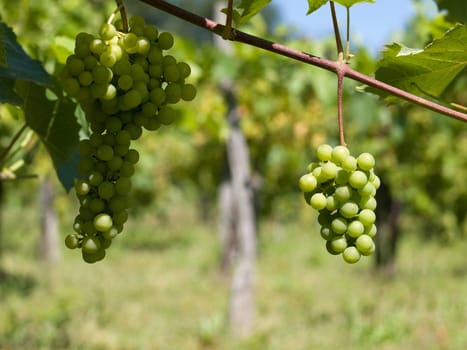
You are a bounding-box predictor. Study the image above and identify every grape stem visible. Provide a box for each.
[337,60,346,147]
[114,0,129,33]
[223,0,234,40]
[329,2,344,58]
[137,0,467,123]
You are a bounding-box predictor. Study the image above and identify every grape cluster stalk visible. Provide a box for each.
[62,15,196,263]
[299,144,379,264]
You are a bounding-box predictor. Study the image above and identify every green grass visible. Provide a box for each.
[1,199,467,350]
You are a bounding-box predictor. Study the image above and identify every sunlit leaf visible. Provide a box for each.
[307,0,329,15]
[370,24,467,99]
[334,0,375,8]
[236,0,272,24]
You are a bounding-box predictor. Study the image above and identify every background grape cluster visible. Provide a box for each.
[299,144,379,264]
[62,16,196,263]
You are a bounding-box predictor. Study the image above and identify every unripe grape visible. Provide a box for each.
[339,201,359,219]
[65,234,80,249]
[342,246,361,264]
[329,236,348,254]
[331,217,347,235]
[96,144,114,161]
[347,220,365,238]
[316,144,333,161]
[357,152,375,171]
[81,236,101,254]
[181,84,197,101]
[100,23,118,41]
[75,179,90,196]
[320,226,334,241]
[341,155,357,172]
[158,32,174,50]
[355,234,374,255]
[93,213,113,232]
[125,149,140,164]
[82,248,105,263]
[331,145,349,165]
[359,209,376,226]
[298,173,317,192]
[310,193,327,210]
[349,170,368,189]
[98,181,115,199]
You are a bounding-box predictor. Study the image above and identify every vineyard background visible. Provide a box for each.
[1,0,466,349]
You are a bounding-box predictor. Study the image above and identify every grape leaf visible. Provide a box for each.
[436,0,467,23]
[232,0,272,24]
[0,77,22,105]
[16,81,80,191]
[371,24,467,99]
[334,0,374,8]
[307,0,374,14]
[307,0,329,15]
[0,21,52,86]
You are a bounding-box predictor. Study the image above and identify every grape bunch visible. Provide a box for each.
[62,16,196,263]
[298,144,380,264]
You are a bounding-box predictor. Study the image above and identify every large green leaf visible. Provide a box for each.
[0,21,51,86]
[436,0,467,23]
[307,0,374,14]
[17,81,80,191]
[371,24,467,99]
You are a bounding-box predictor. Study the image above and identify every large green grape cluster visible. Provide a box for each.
[62,16,196,263]
[298,144,380,264]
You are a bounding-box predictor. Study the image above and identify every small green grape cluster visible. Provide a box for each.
[62,16,196,263]
[298,144,380,264]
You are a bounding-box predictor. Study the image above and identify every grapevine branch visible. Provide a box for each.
[138,0,467,123]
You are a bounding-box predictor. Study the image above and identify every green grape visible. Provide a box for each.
[144,117,161,131]
[148,46,163,64]
[114,59,132,75]
[118,74,134,90]
[342,246,361,264]
[316,144,333,161]
[89,198,105,213]
[75,179,90,196]
[66,55,85,76]
[77,157,94,175]
[89,133,103,147]
[124,123,143,140]
[109,196,129,212]
[310,193,327,210]
[298,173,317,192]
[102,84,117,101]
[370,174,381,190]
[320,226,334,241]
[321,161,337,179]
[105,117,123,133]
[82,248,105,263]
[359,209,376,226]
[181,84,197,101]
[341,155,357,172]
[334,185,352,202]
[142,102,158,117]
[347,220,365,238]
[164,83,182,104]
[158,106,176,125]
[326,195,338,212]
[99,51,117,67]
[81,236,101,254]
[121,32,138,52]
[357,152,375,171]
[349,170,368,189]
[65,234,80,249]
[107,155,123,171]
[358,182,376,197]
[144,25,159,41]
[150,88,166,106]
[84,55,98,70]
[120,90,142,111]
[364,224,377,239]
[355,234,375,255]
[115,177,132,195]
[124,149,140,164]
[113,210,129,226]
[89,38,106,55]
[335,168,350,185]
[78,71,93,86]
[98,181,115,200]
[92,65,113,84]
[331,145,349,165]
[63,78,81,96]
[102,226,120,240]
[359,196,377,210]
[331,217,347,235]
[325,240,341,255]
[317,210,333,226]
[163,64,180,82]
[96,144,114,161]
[158,32,174,50]
[339,201,359,219]
[120,162,135,177]
[100,23,117,41]
[329,236,348,254]
[93,213,113,232]
[177,62,191,78]
[116,130,131,146]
